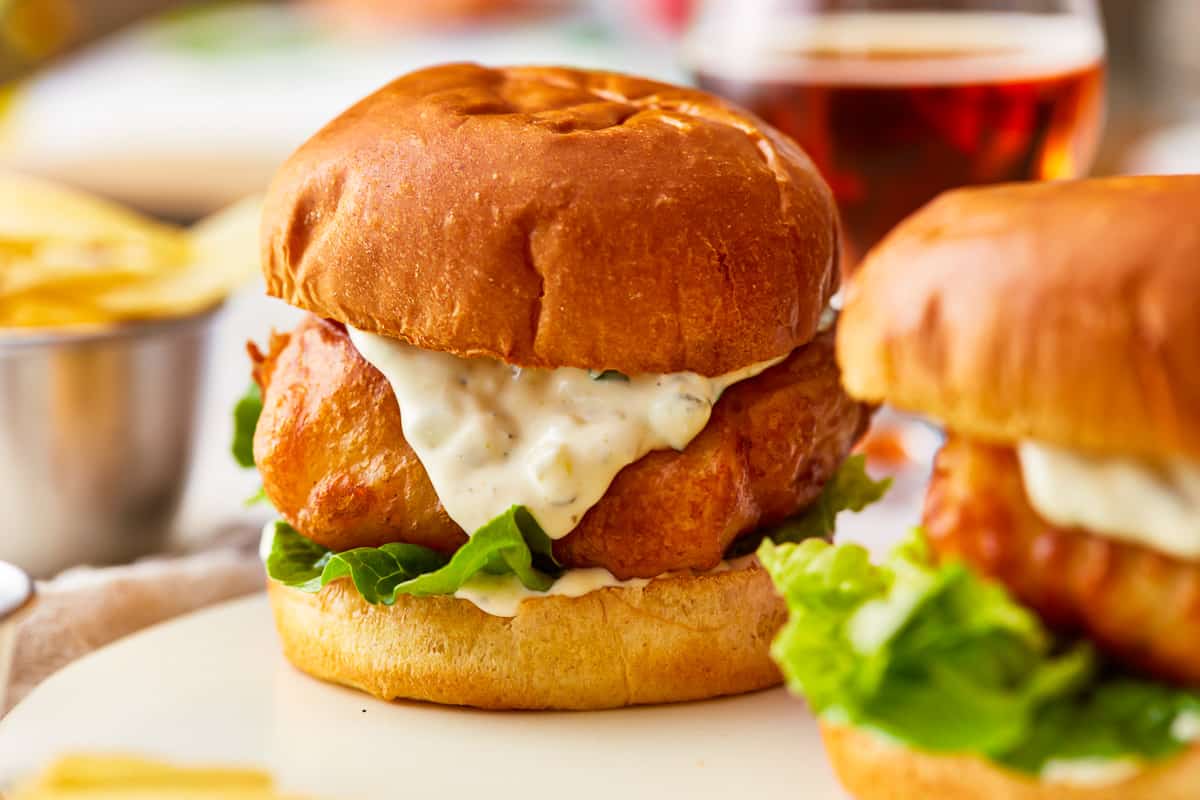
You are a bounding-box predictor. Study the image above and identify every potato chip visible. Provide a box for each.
[88,194,263,317]
[11,753,311,799]
[0,172,183,245]
[0,172,188,296]
[0,172,261,328]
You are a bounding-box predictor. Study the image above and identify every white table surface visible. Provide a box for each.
[0,594,852,799]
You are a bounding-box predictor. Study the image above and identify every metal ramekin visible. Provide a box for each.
[0,308,218,577]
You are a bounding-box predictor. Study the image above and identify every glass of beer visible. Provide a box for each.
[682,0,1106,266]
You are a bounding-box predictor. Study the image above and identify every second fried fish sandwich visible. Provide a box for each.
[764,175,1200,800]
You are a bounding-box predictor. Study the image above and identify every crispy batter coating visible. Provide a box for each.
[924,435,1200,686]
[253,316,869,579]
[252,318,461,555]
[555,327,869,577]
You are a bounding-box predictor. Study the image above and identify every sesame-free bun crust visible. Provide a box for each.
[838,176,1200,460]
[820,723,1200,800]
[262,63,838,376]
[266,560,785,709]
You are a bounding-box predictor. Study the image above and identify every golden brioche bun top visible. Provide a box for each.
[261,63,838,376]
[837,175,1200,461]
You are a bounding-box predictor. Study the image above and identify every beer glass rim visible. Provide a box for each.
[686,0,1102,18]
[680,1,1106,84]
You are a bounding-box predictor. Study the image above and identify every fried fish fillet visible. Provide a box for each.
[924,435,1200,686]
[252,316,869,579]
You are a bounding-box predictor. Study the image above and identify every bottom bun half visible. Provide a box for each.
[267,562,785,710]
[820,723,1200,800]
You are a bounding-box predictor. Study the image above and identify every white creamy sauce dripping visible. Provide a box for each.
[1040,757,1142,787]
[261,520,759,617]
[454,555,757,617]
[1017,442,1200,560]
[454,569,648,617]
[1171,710,1200,742]
[349,327,783,541]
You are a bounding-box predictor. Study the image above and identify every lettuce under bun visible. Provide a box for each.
[760,534,1200,799]
[265,556,785,710]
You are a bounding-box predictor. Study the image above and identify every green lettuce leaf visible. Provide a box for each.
[759,532,1200,775]
[231,382,262,468]
[264,506,561,605]
[727,455,891,557]
[1004,679,1200,774]
[765,454,892,545]
[587,369,629,382]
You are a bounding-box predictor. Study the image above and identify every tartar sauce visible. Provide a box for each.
[454,569,648,617]
[455,555,757,616]
[349,327,783,540]
[1040,758,1142,787]
[1172,710,1200,742]
[1017,442,1200,560]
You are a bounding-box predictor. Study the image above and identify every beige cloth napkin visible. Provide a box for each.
[4,524,265,715]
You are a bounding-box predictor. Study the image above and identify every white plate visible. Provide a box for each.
[0,594,849,799]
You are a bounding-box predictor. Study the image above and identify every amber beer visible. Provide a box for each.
[686,13,1105,264]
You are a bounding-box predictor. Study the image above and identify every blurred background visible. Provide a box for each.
[0,0,1197,560]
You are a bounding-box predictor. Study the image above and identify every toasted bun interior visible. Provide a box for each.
[261,63,838,376]
[267,561,785,710]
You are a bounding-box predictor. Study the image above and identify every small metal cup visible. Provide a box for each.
[0,310,217,577]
